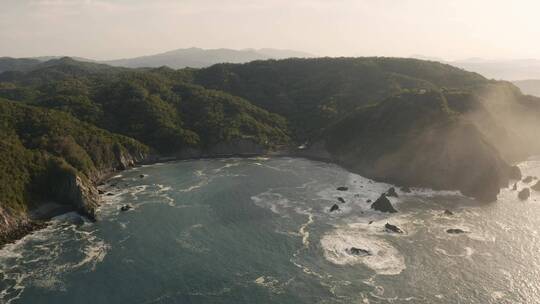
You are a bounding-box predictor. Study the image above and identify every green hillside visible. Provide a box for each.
[0,56,539,229]
[191,57,489,138]
[0,98,148,216]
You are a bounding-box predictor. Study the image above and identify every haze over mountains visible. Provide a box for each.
[18,48,313,69]
[2,47,540,97]
[410,55,540,97]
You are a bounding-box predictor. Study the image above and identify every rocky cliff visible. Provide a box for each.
[324,91,519,202]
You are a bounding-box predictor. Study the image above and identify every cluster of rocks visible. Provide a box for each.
[333,184,472,257]
[512,175,540,201]
[513,175,539,200]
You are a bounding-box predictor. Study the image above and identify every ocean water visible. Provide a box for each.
[1,157,540,304]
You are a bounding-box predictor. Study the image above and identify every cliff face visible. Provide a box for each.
[338,122,512,201]
[324,91,518,202]
[0,146,147,245]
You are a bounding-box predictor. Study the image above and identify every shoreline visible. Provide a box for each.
[1,147,529,249]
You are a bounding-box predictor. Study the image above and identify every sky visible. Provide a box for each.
[1,0,539,61]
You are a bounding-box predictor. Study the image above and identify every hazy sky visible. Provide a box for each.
[1,0,539,60]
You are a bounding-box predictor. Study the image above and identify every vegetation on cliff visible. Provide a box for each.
[0,98,148,218]
[0,59,291,153]
[0,56,539,230]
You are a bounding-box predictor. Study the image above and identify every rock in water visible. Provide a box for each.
[329,204,340,212]
[370,194,397,213]
[337,197,346,204]
[120,205,132,211]
[512,183,518,191]
[336,186,348,191]
[139,174,145,178]
[400,186,412,193]
[347,247,371,256]
[518,188,531,200]
[386,187,399,197]
[366,199,372,203]
[509,166,522,180]
[523,176,534,183]
[443,210,454,216]
[532,181,540,191]
[447,228,467,234]
[385,223,403,233]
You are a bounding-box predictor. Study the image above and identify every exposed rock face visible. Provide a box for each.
[518,188,531,200]
[337,197,346,204]
[371,194,397,213]
[325,92,516,202]
[0,207,48,245]
[49,172,100,221]
[385,223,403,233]
[337,187,348,191]
[1,146,147,247]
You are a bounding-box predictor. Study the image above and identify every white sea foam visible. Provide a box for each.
[253,276,285,294]
[320,228,405,275]
[251,190,292,215]
[434,246,475,259]
[0,223,109,303]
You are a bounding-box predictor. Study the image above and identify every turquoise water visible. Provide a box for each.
[1,157,540,303]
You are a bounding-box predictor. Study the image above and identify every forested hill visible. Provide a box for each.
[190,57,490,137]
[189,58,540,159]
[1,56,539,242]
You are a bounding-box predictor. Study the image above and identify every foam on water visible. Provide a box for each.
[320,228,406,275]
[5,157,540,303]
[0,221,109,303]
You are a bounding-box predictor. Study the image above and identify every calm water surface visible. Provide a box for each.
[1,157,540,303]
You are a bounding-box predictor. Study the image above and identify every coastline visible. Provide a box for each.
[0,143,527,249]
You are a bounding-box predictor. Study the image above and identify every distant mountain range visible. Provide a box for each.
[0,48,313,71]
[103,47,313,69]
